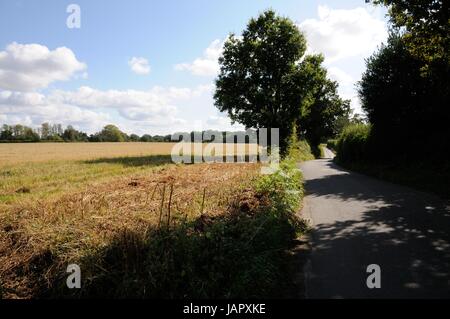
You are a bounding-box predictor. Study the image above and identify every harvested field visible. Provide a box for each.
[0,142,258,165]
[0,161,260,298]
[0,143,309,299]
[0,142,258,205]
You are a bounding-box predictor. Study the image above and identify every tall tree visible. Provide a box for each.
[95,125,127,142]
[297,54,351,147]
[374,0,449,72]
[214,10,307,153]
[358,33,448,160]
[40,123,50,140]
[62,125,88,142]
[0,125,13,140]
[365,1,450,161]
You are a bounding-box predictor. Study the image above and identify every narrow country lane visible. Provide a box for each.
[299,151,450,298]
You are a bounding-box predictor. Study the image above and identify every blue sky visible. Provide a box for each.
[0,0,388,135]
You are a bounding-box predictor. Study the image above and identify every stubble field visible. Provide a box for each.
[0,142,262,298]
[0,142,259,164]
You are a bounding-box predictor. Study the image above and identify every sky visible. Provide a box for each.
[0,0,389,135]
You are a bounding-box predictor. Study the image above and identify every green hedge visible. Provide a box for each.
[326,139,338,152]
[335,124,371,164]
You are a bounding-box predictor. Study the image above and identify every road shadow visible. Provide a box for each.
[304,159,450,298]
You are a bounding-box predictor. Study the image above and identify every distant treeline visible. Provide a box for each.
[0,123,258,143]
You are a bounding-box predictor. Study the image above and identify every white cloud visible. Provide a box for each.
[327,67,354,87]
[51,85,212,119]
[298,5,387,115]
[338,90,363,114]
[0,41,237,134]
[0,42,86,91]
[0,91,110,132]
[299,5,387,63]
[325,67,364,114]
[0,90,46,106]
[0,84,215,133]
[206,115,244,132]
[128,57,151,75]
[53,86,175,114]
[174,39,223,76]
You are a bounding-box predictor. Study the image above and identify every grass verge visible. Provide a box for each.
[288,139,315,162]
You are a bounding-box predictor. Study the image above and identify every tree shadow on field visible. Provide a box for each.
[84,154,262,168]
[84,154,174,167]
[304,159,450,298]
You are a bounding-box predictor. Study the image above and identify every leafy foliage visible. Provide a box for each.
[286,126,315,162]
[326,139,338,153]
[256,159,304,213]
[296,54,351,147]
[62,125,89,142]
[91,124,127,142]
[335,124,371,164]
[339,2,450,196]
[374,0,449,72]
[215,10,350,154]
[0,124,40,142]
[336,19,449,196]
[358,33,449,161]
[214,10,307,153]
[1,123,260,144]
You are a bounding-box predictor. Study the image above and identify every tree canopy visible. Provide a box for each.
[374,0,449,72]
[297,54,351,148]
[358,0,450,161]
[214,10,307,152]
[214,10,349,154]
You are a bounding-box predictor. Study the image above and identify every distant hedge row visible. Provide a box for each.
[334,124,371,164]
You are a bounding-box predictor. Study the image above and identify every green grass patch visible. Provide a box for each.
[287,139,315,162]
[326,139,338,152]
[0,155,173,204]
[335,124,371,163]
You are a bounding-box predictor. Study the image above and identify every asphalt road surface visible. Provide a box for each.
[299,150,450,298]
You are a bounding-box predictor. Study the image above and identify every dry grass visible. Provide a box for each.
[0,143,258,205]
[0,155,171,205]
[0,143,260,298]
[0,142,258,165]
[0,143,265,298]
[0,142,175,164]
[0,141,313,299]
